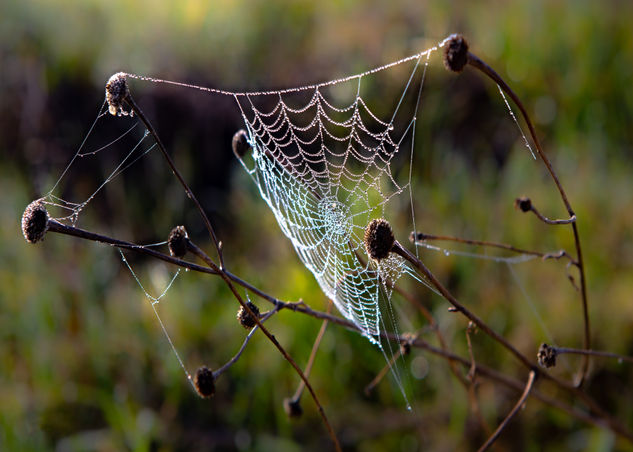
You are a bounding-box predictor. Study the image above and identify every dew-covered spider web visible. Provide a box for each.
[39,35,552,401]
[231,53,433,347]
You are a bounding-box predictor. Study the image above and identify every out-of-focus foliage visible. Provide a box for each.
[2,1,633,451]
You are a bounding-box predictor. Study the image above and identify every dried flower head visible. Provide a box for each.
[22,199,49,244]
[237,301,260,329]
[537,343,557,368]
[364,218,395,261]
[515,196,532,213]
[105,72,130,116]
[283,397,303,418]
[443,34,469,73]
[232,129,251,158]
[168,226,189,258]
[194,366,216,398]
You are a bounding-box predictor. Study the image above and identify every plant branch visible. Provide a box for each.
[410,231,576,264]
[184,238,341,451]
[466,49,591,386]
[477,371,536,452]
[123,94,226,269]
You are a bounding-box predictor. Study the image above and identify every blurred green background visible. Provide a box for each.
[3,0,633,450]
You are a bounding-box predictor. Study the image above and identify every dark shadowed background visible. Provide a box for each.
[2,1,633,451]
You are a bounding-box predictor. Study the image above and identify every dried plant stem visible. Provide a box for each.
[290,301,332,403]
[477,371,536,452]
[392,240,534,370]
[213,309,278,378]
[185,240,341,452]
[42,222,633,442]
[47,220,219,275]
[410,337,633,442]
[466,51,591,386]
[410,232,576,264]
[124,87,338,445]
[47,220,340,450]
[555,347,633,364]
[528,206,576,225]
[123,94,226,269]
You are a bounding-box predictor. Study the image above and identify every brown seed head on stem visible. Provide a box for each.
[443,34,469,73]
[515,196,532,213]
[232,129,251,158]
[194,366,216,398]
[105,72,130,116]
[537,343,558,368]
[237,301,261,329]
[22,199,49,244]
[168,226,189,258]
[364,218,395,261]
[283,397,303,418]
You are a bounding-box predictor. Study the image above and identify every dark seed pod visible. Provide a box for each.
[237,301,260,329]
[194,366,216,398]
[283,398,303,418]
[515,196,532,213]
[443,34,469,73]
[537,343,557,368]
[22,200,49,244]
[364,218,395,261]
[168,226,188,258]
[105,72,130,116]
[232,129,251,158]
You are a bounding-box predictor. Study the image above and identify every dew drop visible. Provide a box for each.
[443,250,450,256]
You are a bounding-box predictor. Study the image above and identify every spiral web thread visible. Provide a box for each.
[231,51,434,346]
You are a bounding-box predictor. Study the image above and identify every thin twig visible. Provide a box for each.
[555,347,633,364]
[477,371,536,452]
[410,231,577,264]
[290,301,332,404]
[213,308,278,378]
[466,50,591,387]
[124,94,226,269]
[47,220,219,275]
[530,207,576,225]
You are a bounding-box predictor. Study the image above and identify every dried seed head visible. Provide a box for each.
[237,301,260,329]
[283,398,303,418]
[194,366,216,398]
[232,129,251,158]
[168,226,188,258]
[105,72,130,116]
[364,218,395,261]
[515,196,532,213]
[537,343,557,368]
[443,34,469,73]
[22,199,49,244]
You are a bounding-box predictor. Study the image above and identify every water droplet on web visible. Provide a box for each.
[406,404,412,411]
[443,250,450,256]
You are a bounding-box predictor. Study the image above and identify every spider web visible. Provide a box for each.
[38,36,553,401]
[232,55,432,345]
